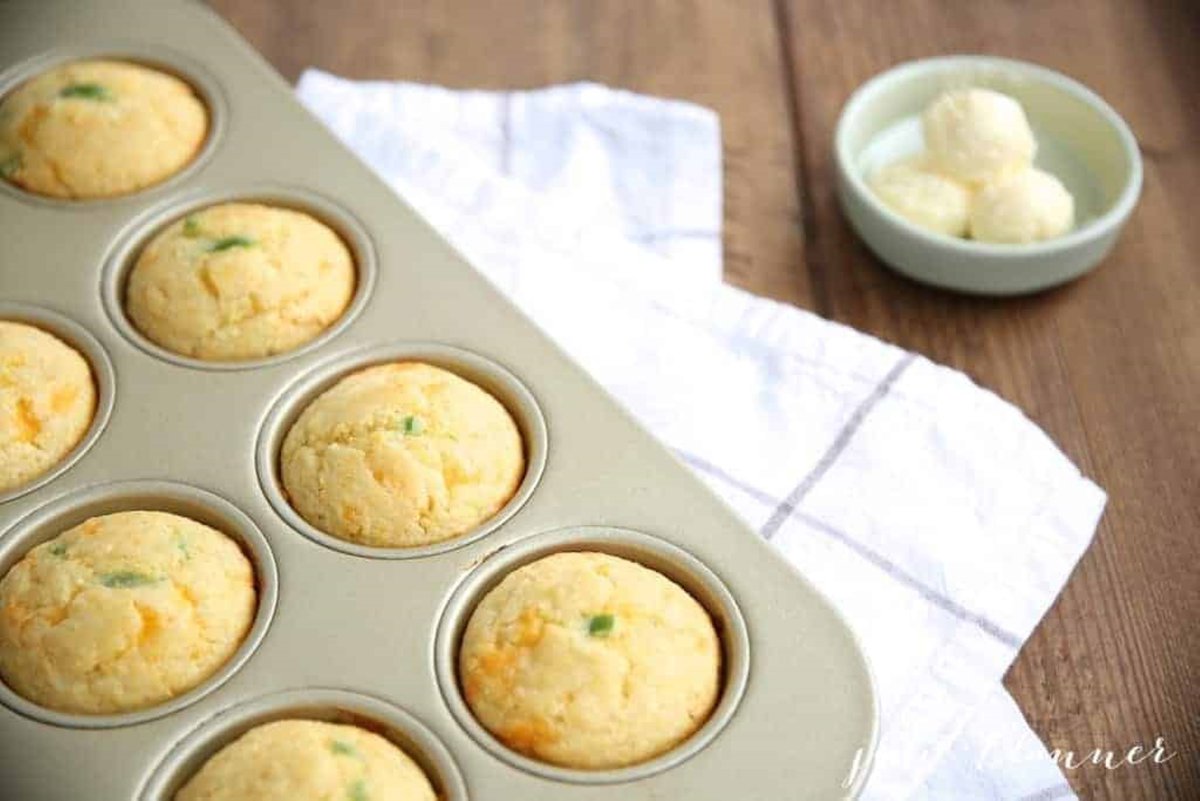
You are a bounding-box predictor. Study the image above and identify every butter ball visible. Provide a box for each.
[868,155,972,237]
[969,168,1075,244]
[923,89,1036,185]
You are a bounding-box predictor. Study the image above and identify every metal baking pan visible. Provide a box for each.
[0,1,878,798]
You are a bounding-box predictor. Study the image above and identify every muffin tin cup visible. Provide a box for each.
[0,42,226,209]
[0,480,278,729]
[256,341,548,560]
[138,688,468,801]
[0,302,115,505]
[433,526,750,785]
[100,185,378,372]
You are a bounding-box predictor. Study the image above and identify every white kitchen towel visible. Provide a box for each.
[298,70,1103,801]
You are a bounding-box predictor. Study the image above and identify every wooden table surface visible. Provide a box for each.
[208,2,1199,797]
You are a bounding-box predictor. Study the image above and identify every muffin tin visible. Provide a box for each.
[0,1,878,798]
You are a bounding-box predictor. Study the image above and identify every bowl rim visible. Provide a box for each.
[835,54,1142,258]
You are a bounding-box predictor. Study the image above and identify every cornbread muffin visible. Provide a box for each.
[0,59,207,198]
[459,551,721,769]
[0,321,96,494]
[280,362,524,548]
[0,511,255,715]
[125,203,356,362]
[176,719,437,801]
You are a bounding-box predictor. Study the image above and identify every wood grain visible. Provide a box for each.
[208,1,1200,797]
[209,0,812,306]
[778,2,1200,799]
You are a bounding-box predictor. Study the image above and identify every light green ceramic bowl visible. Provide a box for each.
[835,55,1142,295]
